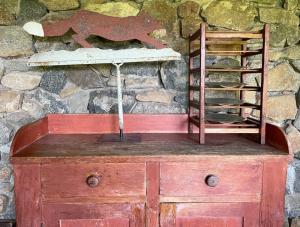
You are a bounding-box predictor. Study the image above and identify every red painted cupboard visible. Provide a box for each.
[11,114,291,227]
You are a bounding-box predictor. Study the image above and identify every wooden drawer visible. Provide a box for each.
[43,203,144,227]
[160,162,262,199]
[41,163,146,198]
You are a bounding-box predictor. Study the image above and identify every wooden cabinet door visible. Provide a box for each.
[42,203,144,227]
[60,218,129,227]
[160,203,260,227]
[176,217,242,227]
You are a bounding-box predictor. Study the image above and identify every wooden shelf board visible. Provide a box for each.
[189,116,260,133]
[190,101,260,109]
[205,103,260,109]
[205,128,260,133]
[205,87,260,91]
[205,40,248,45]
[189,50,262,58]
[206,32,263,39]
[206,50,262,57]
[205,66,262,73]
[190,85,260,91]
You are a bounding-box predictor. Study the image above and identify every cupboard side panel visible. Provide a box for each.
[13,164,41,227]
[260,160,288,227]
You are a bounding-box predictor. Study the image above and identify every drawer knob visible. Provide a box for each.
[205,174,219,187]
[86,175,101,188]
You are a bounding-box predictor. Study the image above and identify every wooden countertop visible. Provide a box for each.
[13,133,286,158]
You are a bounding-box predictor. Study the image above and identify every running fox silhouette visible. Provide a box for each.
[23,10,166,49]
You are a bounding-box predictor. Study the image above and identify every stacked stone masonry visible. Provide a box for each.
[0,0,299,224]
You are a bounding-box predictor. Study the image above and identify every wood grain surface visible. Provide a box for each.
[41,163,146,199]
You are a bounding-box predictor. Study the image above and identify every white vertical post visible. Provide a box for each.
[113,63,124,140]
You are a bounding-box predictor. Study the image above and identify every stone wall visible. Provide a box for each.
[0,0,299,222]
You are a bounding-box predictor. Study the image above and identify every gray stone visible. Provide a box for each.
[160,57,188,91]
[268,62,300,92]
[33,88,69,114]
[297,88,300,107]
[83,2,140,17]
[35,38,69,53]
[1,71,41,91]
[180,16,202,38]
[284,0,299,10]
[0,182,13,194]
[0,0,18,25]
[136,89,175,104]
[38,0,80,11]
[65,66,106,89]
[63,90,90,113]
[293,110,300,130]
[270,46,300,62]
[249,0,281,7]
[143,0,178,33]
[0,91,22,113]
[40,71,67,94]
[125,76,159,89]
[0,6,15,25]
[174,93,188,108]
[0,121,13,145]
[17,0,47,25]
[5,111,36,130]
[59,81,81,98]
[286,194,300,217]
[0,26,33,57]
[22,89,69,117]
[90,64,112,78]
[178,1,201,18]
[286,123,300,154]
[0,194,8,213]
[0,60,4,80]
[266,95,298,122]
[132,101,185,113]
[2,58,29,72]
[201,0,257,30]
[40,10,76,23]
[292,60,300,73]
[21,97,45,118]
[0,165,11,182]
[107,76,124,87]
[111,62,159,77]
[259,8,299,26]
[287,162,296,194]
[88,90,136,114]
[270,24,299,47]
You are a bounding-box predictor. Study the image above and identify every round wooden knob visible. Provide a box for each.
[205,174,219,187]
[86,175,101,188]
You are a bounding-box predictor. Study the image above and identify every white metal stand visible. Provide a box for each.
[113,62,124,140]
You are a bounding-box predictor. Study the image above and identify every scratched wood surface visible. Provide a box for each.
[13,164,41,227]
[176,217,243,227]
[42,203,144,227]
[14,133,286,159]
[260,160,287,227]
[41,163,146,199]
[146,162,160,227]
[10,114,291,158]
[160,161,262,198]
[160,202,260,227]
[60,218,129,227]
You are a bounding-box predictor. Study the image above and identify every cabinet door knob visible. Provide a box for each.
[205,174,219,187]
[86,175,101,188]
